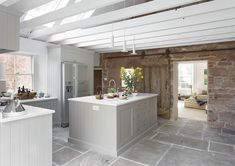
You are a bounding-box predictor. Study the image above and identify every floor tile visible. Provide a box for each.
[210,142,235,156]
[185,120,206,130]
[158,124,180,134]
[153,132,208,150]
[53,127,69,140]
[157,147,235,166]
[210,134,235,145]
[53,147,81,165]
[53,143,64,153]
[121,139,170,166]
[64,151,116,166]
[111,158,144,166]
[178,127,203,139]
[53,138,89,153]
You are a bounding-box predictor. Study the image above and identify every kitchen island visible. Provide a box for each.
[69,93,158,156]
[0,105,54,166]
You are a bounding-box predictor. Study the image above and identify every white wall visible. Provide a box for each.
[193,61,207,93]
[18,37,48,93]
[94,52,100,66]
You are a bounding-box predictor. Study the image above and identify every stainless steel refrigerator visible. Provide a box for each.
[61,62,89,127]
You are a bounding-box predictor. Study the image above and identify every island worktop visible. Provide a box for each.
[69,93,158,156]
[68,93,158,106]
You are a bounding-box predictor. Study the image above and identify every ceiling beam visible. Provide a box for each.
[20,0,125,29]
[29,0,205,38]
[77,27,235,48]
[62,16,235,45]
[96,38,235,53]
[90,33,235,52]
[47,0,235,42]
[10,0,53,12]
[0,0,20,6]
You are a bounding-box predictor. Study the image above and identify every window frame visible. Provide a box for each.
[4,54,34,91]
[178,63,194,90]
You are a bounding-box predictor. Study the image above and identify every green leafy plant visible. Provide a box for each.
[120,67,144,93]
[107,87,117,93]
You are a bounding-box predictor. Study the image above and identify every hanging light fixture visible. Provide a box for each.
[121,29,128,52]
[131,36,137,55]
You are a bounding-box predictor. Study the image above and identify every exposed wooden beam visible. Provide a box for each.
[62,17,235,45]
[78,28,235,49]
[0,0,20,6]
[29,0,205,38]
[11,0,53,12]
[47,0,235,42]
[96,37,235,54]
[20,0,125,29]
[74,26,235,48]
[92,35,235,53]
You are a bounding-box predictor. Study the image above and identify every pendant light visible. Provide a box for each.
[131,36,137,55]
[121,1,128,53]
[121,29,128,52]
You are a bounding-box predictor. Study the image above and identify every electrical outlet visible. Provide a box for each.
[92,105,100,111]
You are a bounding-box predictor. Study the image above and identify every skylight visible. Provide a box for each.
[23,0,70,21]
[60,9,95,25]
[21,0,95,29]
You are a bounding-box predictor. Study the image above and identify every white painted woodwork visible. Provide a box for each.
[27,0,202,38]
[47,45,95,125]
[0,0,20,7]
[21,98,59,126]
[92,33,235,52]
[0,106,54,166]
[36,0,235,39]
[0,6,20,52]
[64,16,235,46]
[68,94,158,156]
[10,0,53,12]
[75,26,235,47]
[21,0,125,29]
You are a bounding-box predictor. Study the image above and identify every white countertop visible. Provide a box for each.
[69,93,158,106]
[0,105,55,123]
[20,97,57,104]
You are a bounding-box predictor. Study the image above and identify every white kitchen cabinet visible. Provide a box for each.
[0,10,8,50]
[69,93,158,156]
[20,98,59,126]
[0,105,54,166]
[118,107,133,147]
[0,6,20,52]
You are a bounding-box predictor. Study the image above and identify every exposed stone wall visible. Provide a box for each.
[101,41,235,131]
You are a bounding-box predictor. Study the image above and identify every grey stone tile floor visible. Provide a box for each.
[53,118,235,166]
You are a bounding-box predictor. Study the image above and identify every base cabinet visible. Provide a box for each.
[0,115,52,166]
[22,99,58,125]
[69,94,158,156]
[117,98,157,149]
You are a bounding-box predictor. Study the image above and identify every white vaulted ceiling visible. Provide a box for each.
[1,0,235,53]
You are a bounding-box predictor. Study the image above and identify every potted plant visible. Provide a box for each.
[120,67,144,95]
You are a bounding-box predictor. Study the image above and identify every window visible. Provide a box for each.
[178,64,193,89]
[0,54,34,91]
[121,68,134,87]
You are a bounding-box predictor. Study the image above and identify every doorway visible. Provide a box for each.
[173,61,208,121]
[94,68,102,94]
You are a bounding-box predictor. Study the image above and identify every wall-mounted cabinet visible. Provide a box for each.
[0,6,20,53]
